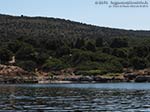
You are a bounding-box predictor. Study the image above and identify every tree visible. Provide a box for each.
[0,48,13,64]
[85,41,96,51]
[131,57,147,69]
[74,38,85,49]
[133,46,149,57]
[100,60,123,73]
[45,39,62,50]
[102,47,112,54]
[55,46,70,57]
[16,44,36,60]
[71,49,93,65]
[34,51,49,65]
[110,38,128,48]
[76,61,100,70]
[7,40,21,53]
[16,60,37,72]
[43,58,67,71]
[96,38,103,47]
[112,48,128,58]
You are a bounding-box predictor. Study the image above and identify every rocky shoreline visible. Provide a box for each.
[0,64,150,84]
[0,64,37,84]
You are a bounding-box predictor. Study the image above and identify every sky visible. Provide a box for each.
[0,0,150,30]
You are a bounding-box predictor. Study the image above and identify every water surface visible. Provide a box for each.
[0,83,150,112]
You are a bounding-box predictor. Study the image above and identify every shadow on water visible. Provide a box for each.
[0,83,150,112]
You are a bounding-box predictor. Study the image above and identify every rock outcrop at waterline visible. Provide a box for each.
[0,64,27,75]
[123,68,150,82]
[1,64,150,83]
[0,64,37,83]
[135,76,150,82]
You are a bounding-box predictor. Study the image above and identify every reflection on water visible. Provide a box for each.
[0,83,150,112]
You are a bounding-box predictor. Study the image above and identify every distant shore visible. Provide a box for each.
[0,64,150,84]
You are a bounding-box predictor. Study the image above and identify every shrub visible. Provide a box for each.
[16,43,36,60]
[76,61,100,70]
[43,58,67,71]
[7,40,21,53]
[96,38,103,47]
[102,47,112,54]
[75,70,103,76]
[34,50,49,65]
[55,46,70,57]
[0,48,13,64]
[100,60,123,73]
[110,38,128,48]
[70,49,93,65]
[16,60,37,72]
[85,41,96,51]
[133,46,149,57]
[112,48,128,58]
[130,57,147,69]
[91,52,117,63]
[74,38,85,49]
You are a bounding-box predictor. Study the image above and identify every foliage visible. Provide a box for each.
[76,61,101,70]
[132,46,149,57]
[112,48,128,58]
[1,14,150,73]
[96,38,103,47]
[75,70,103,76]
[16,43,36,60]
[70,49,93,65]
[130,57,147,69]
[110,38,128,48]
[85,41,96,51]
[7,40,21,53]
[99,60,123,73]
[74,38,85,49]
[42,58,67,71]
[0,48,13,64]
[16,60,37,72]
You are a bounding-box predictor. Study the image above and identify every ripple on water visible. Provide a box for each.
[0,84,150,111]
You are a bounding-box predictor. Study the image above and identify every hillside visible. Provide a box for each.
[0,14,150,42]
[0,14,150,77]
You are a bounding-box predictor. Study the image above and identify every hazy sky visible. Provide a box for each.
[0,0,150,30]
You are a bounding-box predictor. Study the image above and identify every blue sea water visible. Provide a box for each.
[0,83,150,112]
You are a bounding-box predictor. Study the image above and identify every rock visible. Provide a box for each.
[93,76,111,83]
[0,64,28,76]
[66,77,78,81]
[124,73,137,81]
[135,76,150,82]
[0,64,37,83]
[111,77,125,82]
[79,76,93,82]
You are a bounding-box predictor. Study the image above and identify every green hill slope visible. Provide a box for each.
[0,14,150,74]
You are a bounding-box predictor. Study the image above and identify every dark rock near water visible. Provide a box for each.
[135,76,150,82]
[78,76,93,82]
[124,73,137,81]
[93,77,111,83]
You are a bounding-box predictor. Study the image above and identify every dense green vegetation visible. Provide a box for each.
[0,14,150,75]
